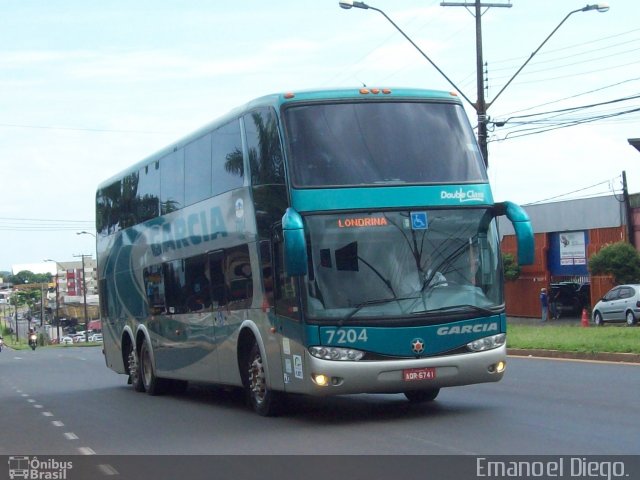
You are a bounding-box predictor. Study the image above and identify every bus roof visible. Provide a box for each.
[97,87,463,191]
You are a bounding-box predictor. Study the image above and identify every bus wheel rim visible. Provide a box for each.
[249,354,266,405]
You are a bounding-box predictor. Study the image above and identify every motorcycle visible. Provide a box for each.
[0,336,4,352]
[29,333,37,351]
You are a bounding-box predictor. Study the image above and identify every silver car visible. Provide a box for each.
[592,284,640,326]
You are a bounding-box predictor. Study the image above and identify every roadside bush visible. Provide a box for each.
[589,241,640,285]
[502,252,521,281]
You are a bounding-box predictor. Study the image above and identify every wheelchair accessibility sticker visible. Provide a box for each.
[410,212,428,230]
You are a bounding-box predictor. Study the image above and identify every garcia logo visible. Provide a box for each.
[440,188,486,203]
[437,322,498,335]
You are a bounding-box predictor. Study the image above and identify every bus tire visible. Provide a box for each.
[127,347,145,393]
[140,339,166,396]
[244,341,282,416]
[404,388,440,403]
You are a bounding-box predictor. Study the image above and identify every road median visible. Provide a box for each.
[508,348,640,364]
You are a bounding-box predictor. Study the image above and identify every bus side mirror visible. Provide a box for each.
[282,208,308,276]
[495,201,534,265]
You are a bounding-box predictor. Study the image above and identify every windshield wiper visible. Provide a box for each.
[340,295,420,325]
[413,304,496,316]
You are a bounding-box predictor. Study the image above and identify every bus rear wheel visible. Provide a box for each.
[404,388,440,403]
[127,347,145,392]
[244,341,282,417]
[140,339,167,396]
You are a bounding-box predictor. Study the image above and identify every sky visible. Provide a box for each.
[1,0,638,273]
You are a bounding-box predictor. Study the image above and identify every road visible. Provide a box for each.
[0,346,638,456]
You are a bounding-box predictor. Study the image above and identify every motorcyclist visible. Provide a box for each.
[28,327,37,350]
[0,334,4,352]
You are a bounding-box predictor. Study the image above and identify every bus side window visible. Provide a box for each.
[162,260,187,314]
[208,251,226,308]
[143,264,165,315]
[244,108,285,186]
[184,255,210,312]
[225,245,253,310]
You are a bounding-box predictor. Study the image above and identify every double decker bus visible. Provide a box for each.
[96,87,533,416]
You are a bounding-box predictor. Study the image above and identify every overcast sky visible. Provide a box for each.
[1,0,638,272]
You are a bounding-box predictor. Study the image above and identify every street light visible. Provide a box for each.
[338,0,475,108]
[339,1,609,165]
[488,3,609,109]
[44,259,64,341]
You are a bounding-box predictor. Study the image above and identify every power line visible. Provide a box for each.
[488,27,640,66]
[496,77,640,117]
[491,106,640,141]
[523,179,620,206]
[0,216,93,233]
[0,123,168,135]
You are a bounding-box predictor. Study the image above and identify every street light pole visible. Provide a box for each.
[44,259,65,341]
[340,1,609,166]
[73,254,91,343]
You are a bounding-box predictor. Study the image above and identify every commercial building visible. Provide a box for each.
[499,193,635,317]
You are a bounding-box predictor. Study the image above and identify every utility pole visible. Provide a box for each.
[342,1,609,166]
[622,170,634,247]
[440,1,511,164]
[73,254,91,342]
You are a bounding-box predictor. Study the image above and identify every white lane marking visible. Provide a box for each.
[21,394,29,397]
[79,447,97,455]
[42,412,54,417]
[97,464,119,475]
[52,421,64,427]
[64,432,79,440]
[27,399,35,403]
[34,405,43,409]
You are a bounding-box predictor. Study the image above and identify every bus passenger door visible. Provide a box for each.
[272,228,305,392]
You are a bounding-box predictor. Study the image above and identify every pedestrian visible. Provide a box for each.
[549,288,559,320]
[540,288,549,322]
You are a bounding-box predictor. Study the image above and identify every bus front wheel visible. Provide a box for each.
[404,388,440,403]
[244,341,282,416]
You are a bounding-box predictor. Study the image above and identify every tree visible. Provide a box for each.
[502,252,521,281]
[589,241,640,285]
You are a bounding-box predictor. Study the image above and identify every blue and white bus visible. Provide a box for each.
[97,87,534,416]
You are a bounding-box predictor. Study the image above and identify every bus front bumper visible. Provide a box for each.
[299,345,507,396]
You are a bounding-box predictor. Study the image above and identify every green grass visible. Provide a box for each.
[507,324,640,354]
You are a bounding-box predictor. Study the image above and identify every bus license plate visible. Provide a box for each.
[403,367,436,381]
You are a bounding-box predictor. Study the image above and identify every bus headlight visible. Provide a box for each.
[467,333,506,352]
[309,346,365,361]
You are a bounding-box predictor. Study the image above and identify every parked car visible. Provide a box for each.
[60,336,74,345]
[592,284,640,326]
[88,333,103,342]
[550,282,590,317]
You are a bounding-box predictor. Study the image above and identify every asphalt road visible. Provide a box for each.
[0,345,638,456]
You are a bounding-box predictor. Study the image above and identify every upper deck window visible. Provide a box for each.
[283,101,486,188]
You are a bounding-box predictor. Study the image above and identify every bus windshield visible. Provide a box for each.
[303,209,503,321]
[283,101,487,188]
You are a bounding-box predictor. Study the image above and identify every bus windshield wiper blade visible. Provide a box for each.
[340,296,419,325]
[414,304,495,316]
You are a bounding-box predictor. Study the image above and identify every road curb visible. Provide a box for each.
[508,348,640,364]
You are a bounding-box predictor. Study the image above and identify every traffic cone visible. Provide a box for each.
[581,308,590,328]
